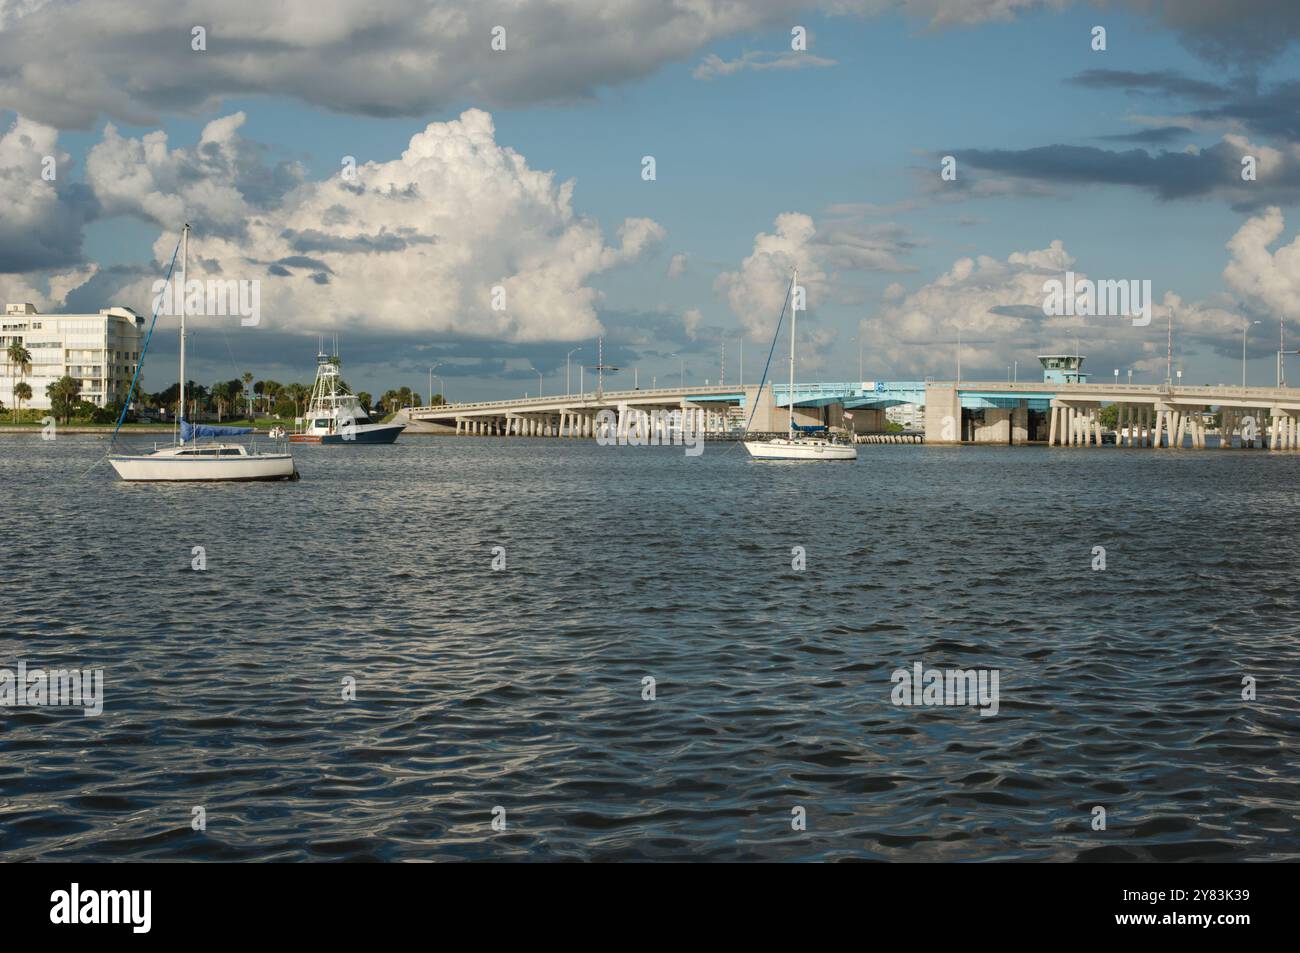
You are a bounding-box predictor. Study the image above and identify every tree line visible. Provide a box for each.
[4,342,444,425]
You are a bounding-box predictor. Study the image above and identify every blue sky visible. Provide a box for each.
[4,1,1300,399]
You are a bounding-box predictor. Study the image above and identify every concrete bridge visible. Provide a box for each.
[923,380,1300,448]
[400,379,1300,449]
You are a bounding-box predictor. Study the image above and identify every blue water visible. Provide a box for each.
[1,435,1298,861]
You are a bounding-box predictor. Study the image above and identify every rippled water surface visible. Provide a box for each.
[2,434,1299,861]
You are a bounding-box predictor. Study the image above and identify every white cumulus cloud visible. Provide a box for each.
[77,108,664,344]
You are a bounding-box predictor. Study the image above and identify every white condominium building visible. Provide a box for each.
[886,403,923,429]
[1,302,146,409]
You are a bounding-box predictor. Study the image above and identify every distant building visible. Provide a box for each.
[1,303,145,409]
[886,403,922,429]
[1038,354,1088,384]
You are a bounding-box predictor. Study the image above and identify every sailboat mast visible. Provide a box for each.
[789,268,796,436]
[179,223,189,442]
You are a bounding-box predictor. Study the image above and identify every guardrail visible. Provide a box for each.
[408,384,744,415]
[408,379,1300,417]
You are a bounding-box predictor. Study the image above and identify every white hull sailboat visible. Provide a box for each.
[744,436,856,460]
[743,267,857,462]
[108,224,297,482]
[109,444,297,481]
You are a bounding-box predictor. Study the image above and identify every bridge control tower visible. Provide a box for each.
[1038,354,1087,384]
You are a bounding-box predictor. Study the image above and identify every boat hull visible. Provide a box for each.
[743,439,857,461]
[108,453,298,481]
[289,423,405,445]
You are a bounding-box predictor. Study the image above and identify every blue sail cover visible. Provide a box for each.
[181,419,253,440]
[791,422,828,432]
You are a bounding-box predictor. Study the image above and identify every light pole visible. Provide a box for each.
[432,374,445,403]
[670,353,684,388]
[1013,360,1018,384]
[1243,320,1259,387]
[566,347,582,396]
[428,362,441,407]
[1127,369,1132,385]
[528,365,542,397]
[1166,306,1174,388]
[1280,316,1286,387]
[955,324,963,384]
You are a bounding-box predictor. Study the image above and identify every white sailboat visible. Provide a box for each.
[743,267,857,461]
[108,225,298,482]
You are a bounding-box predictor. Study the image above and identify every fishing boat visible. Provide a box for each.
[108,225,297,482]
[743,267,857,461]
[290,348,405,444]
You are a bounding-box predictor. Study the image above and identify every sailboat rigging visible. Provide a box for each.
[107,224,298,481]
[742,267,857,461]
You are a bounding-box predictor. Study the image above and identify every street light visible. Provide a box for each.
[1280,316,1287,387]
[1243,320,1260,387]
[566,347,582,396]
[427,362,442,407]
[528,364,543,397]
[670,353,684,387]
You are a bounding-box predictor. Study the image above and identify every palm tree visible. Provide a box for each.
[7,341,31,423]
[211,382,231,422]
[13,381,31,420]
[284,382,308,419]
[46,375,81,424]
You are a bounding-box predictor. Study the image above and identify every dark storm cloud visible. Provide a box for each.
[1096,126,1194,145]
[958,140,1300,209]
[1069,69,1232,101]
[281,228,436,255]
[1136,0,1300,66]
[1071,69,1300,142]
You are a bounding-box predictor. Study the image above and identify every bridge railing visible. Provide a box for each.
[941,381,1300,401]
[409,379,1300,416]
[408,383,743,415]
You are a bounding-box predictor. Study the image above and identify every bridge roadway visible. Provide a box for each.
[401,379,1300,449]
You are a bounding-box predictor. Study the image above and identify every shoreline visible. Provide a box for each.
[0,425,262,435]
